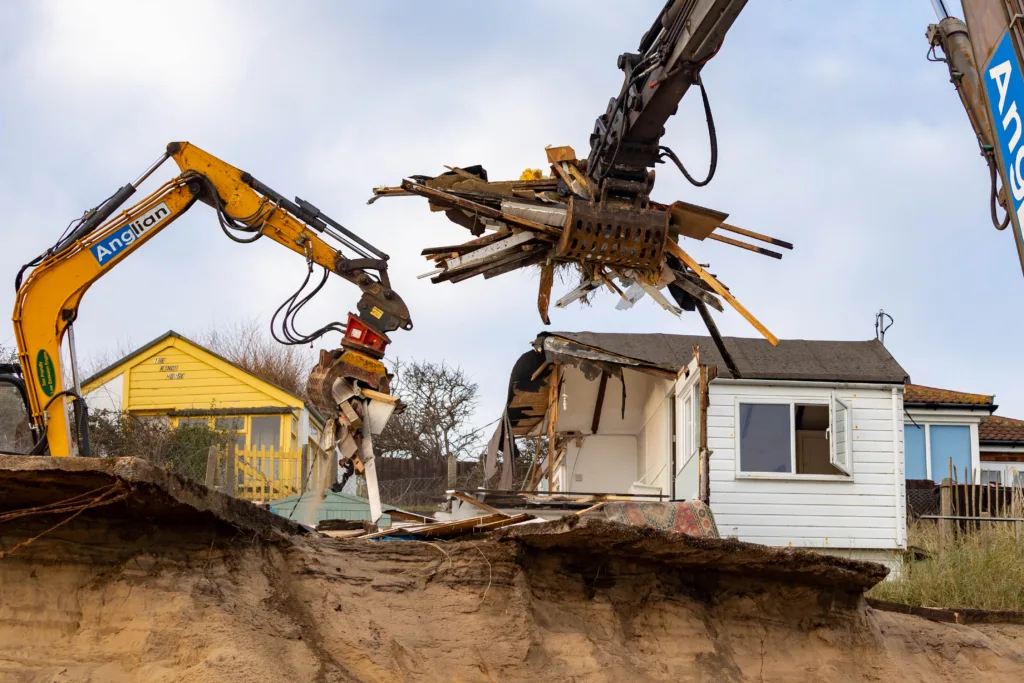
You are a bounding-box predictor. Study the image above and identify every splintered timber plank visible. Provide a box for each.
[421,229,512,257]
[708,233,783,259]
[483,250,546,279]
[666,240,779,346]
[718,222,794,250]
[446,248,542,284]
[672,273,723,312]
[432,239,536,284]
[450,490,504,515]
[401,180,562,237]
[538,261,554,325]
[443,231,536,270]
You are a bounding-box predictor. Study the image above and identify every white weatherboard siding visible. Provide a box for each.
[707,382,905,550]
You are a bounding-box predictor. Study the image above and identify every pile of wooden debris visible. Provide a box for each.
[330,490,696,541]
[371,145,791,350]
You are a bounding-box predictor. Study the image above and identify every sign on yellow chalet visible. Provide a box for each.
[82,330,329,500]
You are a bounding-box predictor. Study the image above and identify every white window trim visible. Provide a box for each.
[733,395,853,481]
[906,420,979,482]
[674,364,701,469]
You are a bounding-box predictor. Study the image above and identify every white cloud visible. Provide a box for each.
[2,0,1023,432]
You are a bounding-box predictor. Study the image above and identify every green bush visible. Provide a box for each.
[88,411,228,482]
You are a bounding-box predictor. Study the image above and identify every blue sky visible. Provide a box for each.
[1,0,1021,425]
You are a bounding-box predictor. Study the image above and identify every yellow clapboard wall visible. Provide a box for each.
[127,343,291,411]
[85,334,302,415]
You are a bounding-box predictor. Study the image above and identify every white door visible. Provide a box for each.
[673,358,701,500]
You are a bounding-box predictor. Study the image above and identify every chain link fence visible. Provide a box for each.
[362,468,485,512]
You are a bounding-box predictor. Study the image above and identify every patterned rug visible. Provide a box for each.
[602,500,719,538]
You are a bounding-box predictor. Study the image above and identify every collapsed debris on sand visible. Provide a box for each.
[1,455,1023,682]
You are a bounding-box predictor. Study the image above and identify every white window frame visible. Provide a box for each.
[674,365,701,471]
[689,384,699,460]
[829,394,852,475]
[734,395,853,481]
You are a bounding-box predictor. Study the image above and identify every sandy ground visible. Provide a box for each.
[1,506,1024,683]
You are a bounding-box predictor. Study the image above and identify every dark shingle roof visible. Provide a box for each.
[547,332,909,384]
[904,384,994,406]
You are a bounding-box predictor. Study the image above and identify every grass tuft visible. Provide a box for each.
[869,521,1024,612]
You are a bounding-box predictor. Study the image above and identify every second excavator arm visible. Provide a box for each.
[12,141,410,457]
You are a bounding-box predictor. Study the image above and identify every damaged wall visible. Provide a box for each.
[553,365,650,435]
[636,375,674,491]
[552,366,669,494]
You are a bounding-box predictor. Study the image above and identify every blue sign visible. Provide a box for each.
[985,32,1024,232]
[89,201,170,266]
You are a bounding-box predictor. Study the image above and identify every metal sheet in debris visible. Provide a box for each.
[500,200,567,227]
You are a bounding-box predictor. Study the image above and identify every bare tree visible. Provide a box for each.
[375,358,481,487]
[198,318,316,399]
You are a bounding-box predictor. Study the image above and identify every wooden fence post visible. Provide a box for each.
[204,445,218,489]
[225,440,236,497]
[939,477,952,549]
[1015,486,1022,545]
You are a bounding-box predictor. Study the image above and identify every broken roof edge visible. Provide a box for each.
[536,331,910,385]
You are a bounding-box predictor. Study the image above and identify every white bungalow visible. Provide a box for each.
[493,331,910,568]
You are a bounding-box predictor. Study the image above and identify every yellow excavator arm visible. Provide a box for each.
[11,142,411,457]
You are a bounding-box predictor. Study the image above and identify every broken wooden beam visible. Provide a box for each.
[401,180,562,237]
[671,273,723,312]
[591,371,609,435]
[538,261,554,325]
[666,240,779,346]
[695,301,741,378]
[708,233,783,259]
[717,222,793,250]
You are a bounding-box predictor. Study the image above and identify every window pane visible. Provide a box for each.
[831,398,849,473]
[251,416,280,451]
[178,418,208,429]
[215,417,244,431]
[929,425,971,482]
[215,417,246,451]
[904,424,927,479]
[739,403,791,473]
[981,470,1002,485]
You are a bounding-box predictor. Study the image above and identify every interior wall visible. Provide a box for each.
[552,366,672,495]
[561,435,638,494]
[637,375,673,489]
[555,366,655,435]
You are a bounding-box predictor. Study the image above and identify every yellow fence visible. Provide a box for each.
[211,442,333,502]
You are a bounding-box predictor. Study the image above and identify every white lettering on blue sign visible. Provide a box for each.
[986,33,1024,224]
[89,202,171,266]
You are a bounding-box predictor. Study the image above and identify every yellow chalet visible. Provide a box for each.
[82,330,330,500]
